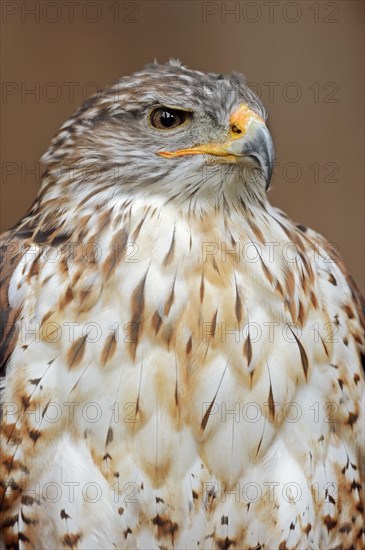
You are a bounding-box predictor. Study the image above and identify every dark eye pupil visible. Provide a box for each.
[161,110,176,127]
[150,107,190,130]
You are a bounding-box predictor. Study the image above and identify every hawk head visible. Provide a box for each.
[39,60,274,212]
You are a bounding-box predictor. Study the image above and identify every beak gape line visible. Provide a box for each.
[158,103,274,189]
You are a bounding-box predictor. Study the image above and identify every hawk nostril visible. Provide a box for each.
[231,124,242,134]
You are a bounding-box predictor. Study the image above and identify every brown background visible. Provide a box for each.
[1,0,364,290]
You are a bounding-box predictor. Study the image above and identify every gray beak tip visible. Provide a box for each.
[241,122,274,190]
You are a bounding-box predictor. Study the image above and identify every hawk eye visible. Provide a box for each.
[149,107,190,130]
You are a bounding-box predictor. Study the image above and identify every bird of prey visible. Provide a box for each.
[0,60,364,550]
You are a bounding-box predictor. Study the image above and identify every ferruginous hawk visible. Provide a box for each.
[1,60,364,549]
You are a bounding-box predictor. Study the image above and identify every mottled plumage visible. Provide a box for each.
[1,60,364,549]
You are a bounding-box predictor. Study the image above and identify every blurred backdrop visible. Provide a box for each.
[1,0,364,289]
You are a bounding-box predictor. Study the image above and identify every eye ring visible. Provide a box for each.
[149,106,191,130]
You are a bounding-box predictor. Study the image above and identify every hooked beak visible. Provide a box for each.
[158,104,274,188]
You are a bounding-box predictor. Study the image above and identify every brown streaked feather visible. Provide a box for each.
[128,270,148,360]
[289,326,309,380]
[268,381,275,422]
[314,232,365,331]
[0,234,24,382]
[100,331,117,366]
[163,228,176,267]
[243,331,252,367]
[103,228,129,280]
[67,335,87,369]
[345,273,365,329]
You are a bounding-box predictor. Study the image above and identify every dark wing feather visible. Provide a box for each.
[324,238,365,330]
[312,231,365,372]
[0,232,23,381]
